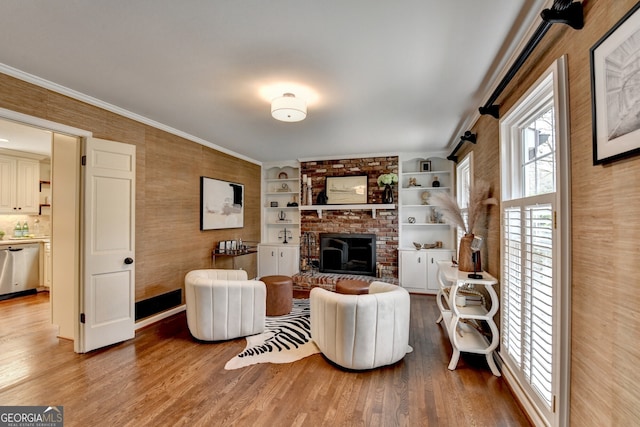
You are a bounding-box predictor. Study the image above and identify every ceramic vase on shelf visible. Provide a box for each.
[458,233,480,273]
[382,184,394,204]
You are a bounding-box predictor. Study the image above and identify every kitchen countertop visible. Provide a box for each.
[0,237,50,245]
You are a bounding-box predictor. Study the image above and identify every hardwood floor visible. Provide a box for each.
[0,291,530,426]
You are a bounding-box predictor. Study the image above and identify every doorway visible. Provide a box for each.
[0,109,89,342]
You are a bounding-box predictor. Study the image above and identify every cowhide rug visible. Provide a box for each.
[224,299,320,370]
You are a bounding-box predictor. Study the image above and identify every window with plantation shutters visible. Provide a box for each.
[502,199,554,407]
[499,57,570,427]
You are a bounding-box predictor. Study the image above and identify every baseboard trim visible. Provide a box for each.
[135,304,186,331]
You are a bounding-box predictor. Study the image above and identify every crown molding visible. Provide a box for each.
[0,63,261,166]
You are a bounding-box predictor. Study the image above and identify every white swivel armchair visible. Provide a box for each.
[310,281,411,370]
[185,269,266,341]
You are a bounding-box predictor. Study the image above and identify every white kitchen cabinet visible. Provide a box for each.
[399,248,454,294]
[258,244,299,277]
[0,155,40,214]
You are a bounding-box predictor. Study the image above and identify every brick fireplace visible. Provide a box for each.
[297,156,399,290]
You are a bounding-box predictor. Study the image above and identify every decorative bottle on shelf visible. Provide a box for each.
[432,176,440,187]
[22,221,29,236]
[14,221,22,238]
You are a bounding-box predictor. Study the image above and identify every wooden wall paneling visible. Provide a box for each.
[0,74,48,117]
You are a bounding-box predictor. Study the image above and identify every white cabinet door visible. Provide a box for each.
[258,244,279,277]
[277,245,299,276]
[258,244,299,277]
[0,156,16,213]
[0,156,39,214]
[399,250,428,292]
[16,159,40,214]
[426,250,454,293]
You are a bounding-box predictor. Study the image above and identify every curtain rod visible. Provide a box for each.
[448,1,583,162]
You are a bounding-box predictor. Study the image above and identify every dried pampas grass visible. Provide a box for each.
[430,179,497,235]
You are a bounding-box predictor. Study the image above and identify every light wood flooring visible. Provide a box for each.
[0,291,530,426]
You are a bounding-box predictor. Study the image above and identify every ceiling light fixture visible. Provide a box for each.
[271,93,307,122]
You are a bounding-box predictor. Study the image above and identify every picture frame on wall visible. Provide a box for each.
[419,160,432,172]
[200,176,244,230]
[591,1,640,164]
[325,175,368,204]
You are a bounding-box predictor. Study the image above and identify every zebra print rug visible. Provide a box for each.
[224,299,320,370]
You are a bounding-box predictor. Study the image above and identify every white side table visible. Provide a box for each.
[435,260,501,376]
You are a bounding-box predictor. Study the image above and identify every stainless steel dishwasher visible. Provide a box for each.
[0,243,40,296]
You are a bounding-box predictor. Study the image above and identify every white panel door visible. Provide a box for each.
[79,137,136,353]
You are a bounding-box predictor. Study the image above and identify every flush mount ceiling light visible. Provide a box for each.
[271,93,307,122]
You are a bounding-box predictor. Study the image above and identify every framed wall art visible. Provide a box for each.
[200,176,244,230]
[591,1,640,164]
[419,160,432,172]
[325,175,368,204]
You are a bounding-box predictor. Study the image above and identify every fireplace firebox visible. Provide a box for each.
[319,233,376,276]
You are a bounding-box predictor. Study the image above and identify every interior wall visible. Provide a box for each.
[0,73,262,303]
[457,1,640,424]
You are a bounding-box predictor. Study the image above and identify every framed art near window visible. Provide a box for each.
[200,176,244,230]
[591,1,640,164]
[325,175,368,204]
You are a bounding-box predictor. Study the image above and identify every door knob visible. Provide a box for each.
[124,257,134,264]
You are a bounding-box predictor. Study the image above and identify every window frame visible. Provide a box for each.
[499,56,572,427]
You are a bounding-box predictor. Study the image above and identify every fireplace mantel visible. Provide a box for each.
[299,203,395,219]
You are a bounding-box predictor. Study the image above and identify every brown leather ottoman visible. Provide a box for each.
[335,279,370,295]
[260,275,293,316]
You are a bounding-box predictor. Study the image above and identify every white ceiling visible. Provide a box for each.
[0,1,545,163]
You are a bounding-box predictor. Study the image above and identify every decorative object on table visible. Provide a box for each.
[277,182,290,192]
[429,179,497,272]
[468,236,484,279]
[316,190,328,205]
[279,227,292,244]
[326,175,369,204]
[270,201,279,207]
[408,177,419,187]
[419,160,432,172]
[225,299,319,370]
[278,170,288,179]
[421,191,430,205]
[200,176,244,230]
[377,172,398,204]
[432,176,440,187]
[591,1,640,164]
[408,216,416,224]
[278,210,287,221]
